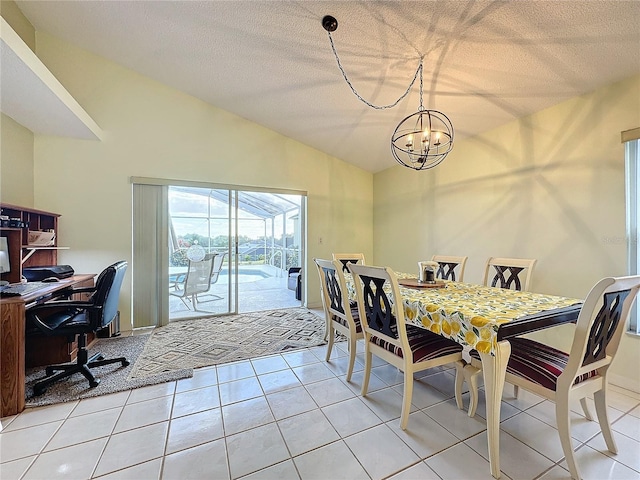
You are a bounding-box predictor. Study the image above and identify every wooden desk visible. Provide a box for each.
[0,274,95,417]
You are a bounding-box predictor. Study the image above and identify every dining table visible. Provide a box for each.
[348,271,583,479]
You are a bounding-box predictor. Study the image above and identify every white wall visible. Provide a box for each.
[374,75,640,391]
[32,32,373,330]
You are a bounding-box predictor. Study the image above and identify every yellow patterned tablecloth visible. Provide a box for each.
[348,272,582,356]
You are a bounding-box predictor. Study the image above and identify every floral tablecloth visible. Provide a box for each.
[348,272,582,355]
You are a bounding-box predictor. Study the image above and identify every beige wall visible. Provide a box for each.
[1,113,34,207]
[31,32,373,329]
[4,15,639,390]
[0,0,35,51]
[0,2,35,206]
[374,74,640,391]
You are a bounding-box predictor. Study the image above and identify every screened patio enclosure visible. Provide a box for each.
[168,186,304,320]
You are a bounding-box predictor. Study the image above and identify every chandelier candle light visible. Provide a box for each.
[322,15,454,171]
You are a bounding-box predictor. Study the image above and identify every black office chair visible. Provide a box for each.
[27,261,129,395]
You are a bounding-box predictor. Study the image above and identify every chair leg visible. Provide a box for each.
[400,367,413,430]
[464,364,482,417]
[345,334,357,383]
[33,336,129,396]
[580,397,593,421]
[78,364,101,388]
[34,367,82,395]
[556,394,581,480]
[325,322,335,362]
[190,294,199,311]
[454,360,466,410]
[321,290,330,342]
[88,355,130,369]
[196,292,223,303]
[594,388,617,454]
[513,384,519,398]
[361,345,372,396]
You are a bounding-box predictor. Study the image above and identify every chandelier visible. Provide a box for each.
[322,15,454,171]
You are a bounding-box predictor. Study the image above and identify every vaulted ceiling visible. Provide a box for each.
[16,1,640,173]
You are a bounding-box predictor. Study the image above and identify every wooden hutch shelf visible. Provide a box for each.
[0,203,67,283]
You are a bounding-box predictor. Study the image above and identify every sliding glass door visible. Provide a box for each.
[167,186,305,321]
[133,177,305,327]
[168,187,236,318]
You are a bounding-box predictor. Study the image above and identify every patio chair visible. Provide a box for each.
[170,253,217,310]
[288,266,302,301]
[206,252,226,301]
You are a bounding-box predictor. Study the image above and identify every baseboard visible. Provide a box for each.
[609,372,640,395]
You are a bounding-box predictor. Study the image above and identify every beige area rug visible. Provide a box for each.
[25,335,192,408]
[129,307,327,378]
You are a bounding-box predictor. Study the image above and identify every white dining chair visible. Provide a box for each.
[314,258,363,382]
[332,253,366,272]
[465,275,640,480]
[431,254,468,282]
[483,257,537,291]
[348,263,466,430]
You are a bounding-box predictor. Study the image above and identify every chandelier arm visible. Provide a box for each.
[327,31,422,111]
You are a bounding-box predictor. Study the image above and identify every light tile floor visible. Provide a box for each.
[2,341,640,480]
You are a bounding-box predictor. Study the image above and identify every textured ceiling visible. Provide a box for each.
[16,0,640,173]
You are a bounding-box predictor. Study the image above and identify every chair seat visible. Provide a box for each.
[332,307,363,333]
[470,337,598,391]
[370,324,462,363]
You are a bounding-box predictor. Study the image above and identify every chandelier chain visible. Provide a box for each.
[419,59,423,111]
[327,31,422,110]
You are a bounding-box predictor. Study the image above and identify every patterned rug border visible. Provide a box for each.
[130,307,327,378]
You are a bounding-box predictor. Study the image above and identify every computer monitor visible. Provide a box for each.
[0,236,10,274]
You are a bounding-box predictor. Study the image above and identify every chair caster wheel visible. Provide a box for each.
[90,379,100,388]
[122,360,130,367]
[34,386,46,396]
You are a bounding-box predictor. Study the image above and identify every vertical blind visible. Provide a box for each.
[132,183,169,328]
[624,127,640,333]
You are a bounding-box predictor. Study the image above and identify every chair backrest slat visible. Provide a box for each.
[210,253,226,284]
[583,289,630,366]
[482,257,536,291]
[431,255,468,282]
[560,276,640,387]
[185,254,216,295]
[332,253,366,273]
[348,264,406,347]
[361,274,396,338]
[315,258,356,326]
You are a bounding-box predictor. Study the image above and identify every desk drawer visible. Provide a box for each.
[26,333,98,368]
